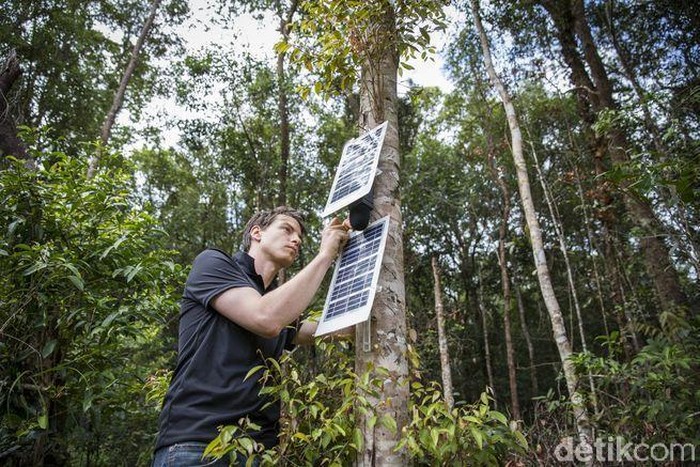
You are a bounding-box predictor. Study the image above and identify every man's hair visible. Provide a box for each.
[241,206,307,252]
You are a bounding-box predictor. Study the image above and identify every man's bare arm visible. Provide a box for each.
[212,218,349,338]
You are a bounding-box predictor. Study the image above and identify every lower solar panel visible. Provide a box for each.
[314,216,390,337]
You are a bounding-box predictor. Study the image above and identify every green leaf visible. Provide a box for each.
[489,410,508,425]
[367,415,377,431]
[100,310,120,330]
[23,261,47,276]
[244,365,265,381]
[514,430,528,449]
[293,432,311,442]
[430,428,439,448]
[68,275,84,291]
[353,427,363,450]
[38,413,48,430]
[100,235,128,260]
[470,426,483,449]
[41,340,57,358]
[480,392,489,405]
[126,264,142,283]
[83,394,93,412]
[379,414,398,434]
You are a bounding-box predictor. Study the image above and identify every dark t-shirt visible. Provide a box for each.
[154,249,296,450]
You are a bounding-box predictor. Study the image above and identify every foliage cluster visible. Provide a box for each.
[0,0,189,148]
[575,312,700,445]
[202,337,526,466]
[278,0,447,98]
[0,133,183,465]
[523,313,700,464]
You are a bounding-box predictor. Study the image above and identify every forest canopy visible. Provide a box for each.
[1,0,698,465]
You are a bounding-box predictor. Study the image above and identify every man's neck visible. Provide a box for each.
[247,249,279,289]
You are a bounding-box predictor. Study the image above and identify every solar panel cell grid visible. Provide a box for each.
[314,216,390,336]
[322,122,387,217]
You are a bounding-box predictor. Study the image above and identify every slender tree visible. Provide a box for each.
[431,256,455,410]
[470,0,592,447]
[275,0,299,207]
[514,282,538,397]
[530,137,599,412]
[476,264,496,394]
[487,149,521,421]
[88,0,163,178]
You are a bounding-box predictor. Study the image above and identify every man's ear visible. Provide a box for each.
[250,225,262,243]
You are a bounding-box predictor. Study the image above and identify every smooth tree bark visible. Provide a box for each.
[470,0,593,447]
[274,0,299,286]
[275,0,299,207]
[476,264,495,393]
[354,3,409,465]
[514,282,538,396]
[431,256,455,410]
[487,150,521,421]
[530,141,599,411]
[87,0,162,178]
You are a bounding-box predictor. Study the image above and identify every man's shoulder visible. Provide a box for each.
[195,247,233,262]
[183,249,254,305]
[188,248,247,280]
[192,248,245,269]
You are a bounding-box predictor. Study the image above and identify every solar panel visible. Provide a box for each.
[314,216,390,337]
[321,121,388,218]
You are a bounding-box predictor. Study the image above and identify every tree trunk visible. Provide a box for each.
[455,225,491,400]
[88,0,162,178]
[431,256,455,410]
[354,4,408,465]
[570,162,611,337]
[531,140,599,411]
[470,0,592,447]
[572,0,688,314]
[487,150,521,421]
[542,0,689,315]
[274,0,298,286]
[514,282,538,397]
[275,0,298,207]
[0,50,32,166]
[476,264,495,395]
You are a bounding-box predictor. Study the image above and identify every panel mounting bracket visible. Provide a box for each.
[360,317,371,353]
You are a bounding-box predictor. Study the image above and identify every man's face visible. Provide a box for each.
[254,214,303,267]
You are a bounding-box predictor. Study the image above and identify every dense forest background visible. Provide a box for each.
[1,0,698,465]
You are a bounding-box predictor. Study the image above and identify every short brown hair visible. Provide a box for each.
[241,206,306,252]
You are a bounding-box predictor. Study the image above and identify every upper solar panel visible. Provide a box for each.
[321,121,388,218]
[314,216,390,337]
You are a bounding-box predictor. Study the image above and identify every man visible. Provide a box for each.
[153,206,350,466]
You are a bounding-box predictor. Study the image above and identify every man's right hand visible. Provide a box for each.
[319,217,351,260]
